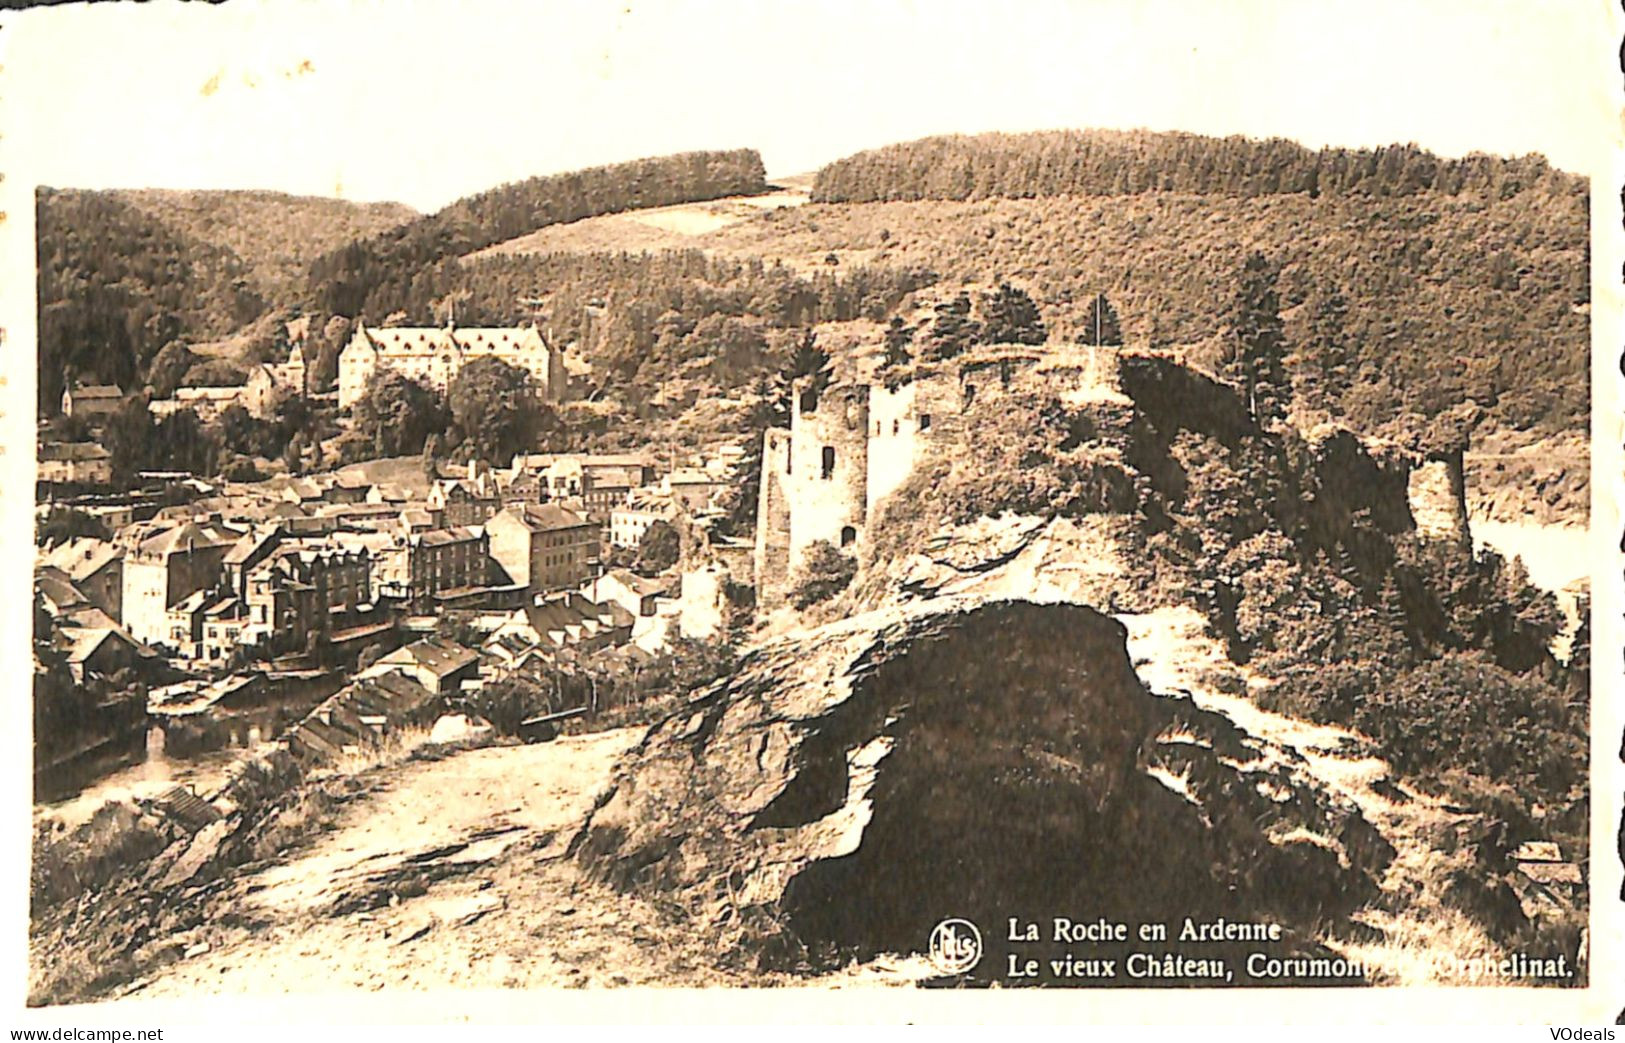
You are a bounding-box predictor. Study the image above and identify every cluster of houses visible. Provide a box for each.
[36,319,765,797]
[42,350,306,499]
[34,438,751,792]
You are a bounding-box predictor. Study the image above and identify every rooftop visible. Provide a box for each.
[498,502,592,533]
[40,538,120,581]
[67,385,123,400]
[39,441,112,463]
[380,637,480,678]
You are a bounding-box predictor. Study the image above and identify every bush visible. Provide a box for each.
[459,677,562,736]
[789,541,856,609]
[1353,654,1583,803]
[220,455,266,482]
[634,519,680,575]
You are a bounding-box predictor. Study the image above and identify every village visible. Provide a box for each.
[33,317,757,804]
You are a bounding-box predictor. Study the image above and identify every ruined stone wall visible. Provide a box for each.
[758,344,1132,615]
[1406,451,1471,548]
[679,564,728,640]
[865,376,960,514]
[864,381,917,515]
[784,378,870,570]
[753,428,793,610]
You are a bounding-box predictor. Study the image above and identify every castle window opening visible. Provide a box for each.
[821,446,836,480]
[892,419,900,435]
[919,413,932,431]
[800,388,820,414]
[840,526,857,548]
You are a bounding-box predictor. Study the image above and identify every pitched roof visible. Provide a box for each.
[39,441,112,463]
[68,385,123,400]
[514,452,651,472]
[136,520,236,557]
[204,597,246,620]
[35,569,89,613]
[417,526,484,547]
[587,467,638,489]
[64,627,123,664]
[41,538,120,581]
[353,324,547,360]
[499,502,592,533]
[385,637,479,678]
[223,525,281,565]
[169,588,218,615]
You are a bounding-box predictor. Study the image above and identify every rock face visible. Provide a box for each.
[575,598,1392,973]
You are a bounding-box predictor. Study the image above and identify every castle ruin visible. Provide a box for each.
[753,344,1126,609]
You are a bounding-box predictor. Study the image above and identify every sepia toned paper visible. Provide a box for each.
[0,0,1620,1027]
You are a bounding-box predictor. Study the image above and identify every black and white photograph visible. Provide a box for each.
[3,0,1619,1026]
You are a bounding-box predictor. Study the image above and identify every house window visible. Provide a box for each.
[821,446,836,479]
[892,419,900,435]
[800,387,819,414]
[840,526,857,548]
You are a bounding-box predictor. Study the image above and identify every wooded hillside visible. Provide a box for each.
[305,149,768,318]
[811,129,1580,204]
[712,185,1587,438]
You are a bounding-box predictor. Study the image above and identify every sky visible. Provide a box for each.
[2,0,1619,212]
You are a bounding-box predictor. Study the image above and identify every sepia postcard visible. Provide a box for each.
[0,0,1620,1028]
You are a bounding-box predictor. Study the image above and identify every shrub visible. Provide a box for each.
[789,541,856,609]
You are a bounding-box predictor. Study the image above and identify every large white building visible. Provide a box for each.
[337,321,566,410]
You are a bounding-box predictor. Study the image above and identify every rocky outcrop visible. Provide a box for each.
[575,598,1392,974]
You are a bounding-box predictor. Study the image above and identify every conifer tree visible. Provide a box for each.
[1222,253,1291,425]
[979,282,1046,345]
[922,293,981,361]
[881,317,914,368]
[1297,287,1352,416]
[1078,292,1123,347]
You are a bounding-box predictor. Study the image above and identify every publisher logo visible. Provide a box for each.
[929,918,983,974]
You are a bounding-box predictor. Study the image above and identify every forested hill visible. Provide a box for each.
[115,190,417,303]
[36,150,766,414]
[305,149,768,318]
[811,129,1582,203]
[35,188,416,412]
[37,189,259,411]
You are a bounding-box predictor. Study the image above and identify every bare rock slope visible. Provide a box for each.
[575,597,1391,976]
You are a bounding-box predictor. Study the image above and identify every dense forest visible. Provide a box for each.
[36,150,766,414]
[305,149,768,317]
[717,185,1588,438]
[811,129,1581,205]
[115,189,417,304]
[38,132,1588,456]
[35,189,263,411]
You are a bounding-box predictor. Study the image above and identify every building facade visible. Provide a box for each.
[486,503,599,593]
[337,322,565,410]
[122,521,237,645]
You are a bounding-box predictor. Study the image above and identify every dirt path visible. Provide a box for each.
[130,729,783,995]
[1120,607,1500,985]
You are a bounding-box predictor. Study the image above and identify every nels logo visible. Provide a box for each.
[928,918,983,974]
